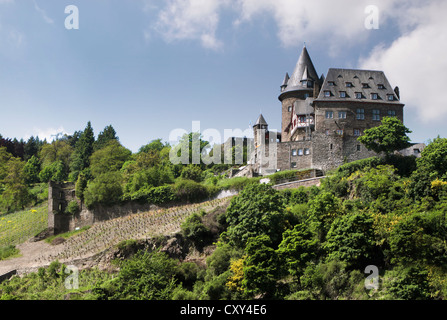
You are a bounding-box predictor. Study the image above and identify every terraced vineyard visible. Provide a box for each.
[33,197,232,266]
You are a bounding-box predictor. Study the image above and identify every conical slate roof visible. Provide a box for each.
[254,114,268,127]
[287,46,319,89]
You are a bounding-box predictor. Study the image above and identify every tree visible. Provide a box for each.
[324,212,378,269]
[242,235,281,298]
[224,183,288,248]
[357,117,412,155]
[139,139,165,153]
[83,172,123,208]
[39,140,73,171]
[94,125,118,151]
[24,136,40,161]
[111,251,178,300]
[70,122,95,180]
[89,140,131,178]
[23,155,41,184]
[277,223,318,279]
[1,157,31,210]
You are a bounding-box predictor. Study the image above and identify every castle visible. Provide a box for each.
[250,45,423,176]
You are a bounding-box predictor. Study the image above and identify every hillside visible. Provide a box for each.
[0,196,232,276]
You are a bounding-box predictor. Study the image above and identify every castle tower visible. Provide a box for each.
[253,113,268,149]
[278,45,322,142]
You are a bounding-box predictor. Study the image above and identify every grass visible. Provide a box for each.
[0,203,48,247]
[44,226,91,244]
[0,245,21,261]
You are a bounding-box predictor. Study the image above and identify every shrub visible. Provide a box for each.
[83,172,124,208]
[173,179,209,203]
[65,200,80,215]
[181,212,213,250]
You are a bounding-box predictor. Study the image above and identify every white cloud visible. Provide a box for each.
[150,0,227,50]
[26,126,68,142]
[33,0,54,24]
[359,0,447,123]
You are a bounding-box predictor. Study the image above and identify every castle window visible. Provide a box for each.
[387,94,395,101]
[291,162,297,168]
[357,145,361,151]
[372,109,381,121]
[354,129,361,136]
[325,129,330,136]
[298,149,304,156]
[325,111,334,119]
[356,109,365,120]
[324,91,331,98]
[304,148,310,155]
[292,149,297,156]
[330,144,333,150]
[371,93,378,100]
[288,106,292,112]
[339,91,347,98]
[355,92,363,99]
[336,129,344,136]
[388,110,396,117]
[338,111,347,119]
[346,82,353,87]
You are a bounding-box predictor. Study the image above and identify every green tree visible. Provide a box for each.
[70,121,95,181]
[324,212,378,269]
[89,140,131,178]
[111,251,178,300]
[242,235,281,298]
[139,139,166,153]
[75,171,88,202]
[23,155,41,184]
[39,140,73,170]
[277,223,318,279]
[357,117,412,155]
[224,183,287,248]
[1,157,31,210]
[94,125,118,151]
[83,172,123,208]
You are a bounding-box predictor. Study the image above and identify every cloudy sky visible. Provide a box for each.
[0,0,445,151]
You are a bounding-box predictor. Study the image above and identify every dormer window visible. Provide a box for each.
[378,84,385,89]
[324,91,331,98]
[339,91,347,98]
[371,93,378,100]
[355,92,362,99]
[362,83,370,88]
[346,82,353,87]
[302,80,313,88]
[387,94,395,101]
[328,81,336,86]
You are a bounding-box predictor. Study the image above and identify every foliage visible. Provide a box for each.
[357,116,412,155]
[0,245,20,261]
[223,183,287,248]
[83,172,124,208]
[181,211,213,250]
[89,140,131,178]
[65,200,80,215]
[110,251,178,300]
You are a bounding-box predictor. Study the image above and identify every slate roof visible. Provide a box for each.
[281,46,319,93]
[254,114,268,126]
[315,68,403,104]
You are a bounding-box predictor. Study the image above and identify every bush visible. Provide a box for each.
[65,200,80,215]
[181,212,213,250]
[173,179,209,203]
[0,245,20,261]
[84,172,124,208]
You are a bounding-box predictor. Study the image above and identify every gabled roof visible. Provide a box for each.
[315,68,403,105]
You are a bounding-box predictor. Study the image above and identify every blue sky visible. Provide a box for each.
[0,0,446,152]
